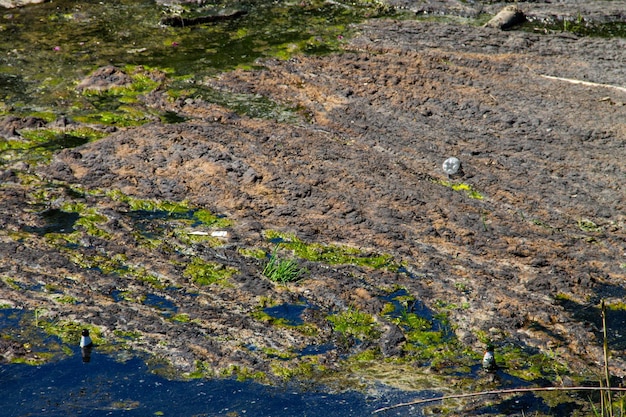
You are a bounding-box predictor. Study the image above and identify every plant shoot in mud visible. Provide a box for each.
[262,245,306,284]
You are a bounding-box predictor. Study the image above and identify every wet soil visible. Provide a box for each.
[1,1,626,413]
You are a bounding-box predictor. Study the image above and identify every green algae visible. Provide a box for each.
[498,345,571,382]
[113,329,141,340]
[263,230,399,270]
[53,295,78,304]
[437,180,484,200]
[169,313,191,323]
[0,0,392,128]
[221,364,267,383]
[238,247,266,259]
[105,189,232,228]
[168,82,304,122]
[577,218,603,233]
[328,306,379,340]
[522,18,626,38]
[270,355,326,380]
[0,127,107,167]
[183,258,237,286]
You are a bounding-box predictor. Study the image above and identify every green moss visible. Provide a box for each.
[606,301,626,311]
[499,346,570,381]
[328,307,379,340]
[170,313,191,323]
[10,354,53,365]
[136,270,167,290]
[3,276,21,290]
[38,319,103,346]
[262,347,296,360]
[351,348,380,362]
[106,191,232,228]
[193,209,233,228]
[263,230,398,270]
[578,218,603,232]
[380,302,396,315]
[238,247,266,259]
[270,356,324,380]
[251,309,290,327]
[75,108,153,127]
[73,210,110,238]
[113,330,141,339]
[0,127,106,166]
[80,65,161,98]
[437,180,484,199]
[54,295,78,304]
[184,258,237,286]
[221,364,267,382]
[186,360,213,379]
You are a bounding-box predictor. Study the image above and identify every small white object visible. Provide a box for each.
[187,231,210,236]
[210,231,228,238]
[442,157,461,175]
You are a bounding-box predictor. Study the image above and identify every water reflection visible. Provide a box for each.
[0,349,422,417]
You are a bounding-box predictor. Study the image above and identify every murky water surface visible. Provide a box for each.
[1,349,420,416]
[0,0,375,114]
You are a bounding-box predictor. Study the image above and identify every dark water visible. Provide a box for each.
[0,349,424,417]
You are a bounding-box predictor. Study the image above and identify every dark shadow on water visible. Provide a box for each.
[556,295,626,351]
[0,349,423,417]
[22,209,80,235]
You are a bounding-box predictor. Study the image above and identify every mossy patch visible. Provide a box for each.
[0,127,106,166]
[437,180,484,200]
[168,82,303,123]
[498,345,571,382]
[328,307,379,340]
[263,230,398,270]
[270,355,325,380]
[184,258,237,286]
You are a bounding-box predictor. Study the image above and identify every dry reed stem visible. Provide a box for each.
[372,386,626,414]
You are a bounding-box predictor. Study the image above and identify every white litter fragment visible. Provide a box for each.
[210,231,228,238]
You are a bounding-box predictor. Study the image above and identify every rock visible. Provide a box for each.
[380,323,406,357]
[0,116,47,139]
[442,156,462,176]
[160,9,247,27]
[0,0,45,8]
[484,5,526,30]
[76,66,133,93]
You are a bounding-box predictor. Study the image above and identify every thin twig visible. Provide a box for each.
[602,299,613,416]
[539,74,626,94]
[372,386,626,414]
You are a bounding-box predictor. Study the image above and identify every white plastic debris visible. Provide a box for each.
[210,231,228,238]
[187,231,209,236]
[442,157,461,175]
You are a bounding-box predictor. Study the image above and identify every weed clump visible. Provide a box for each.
[262,245,306,284]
